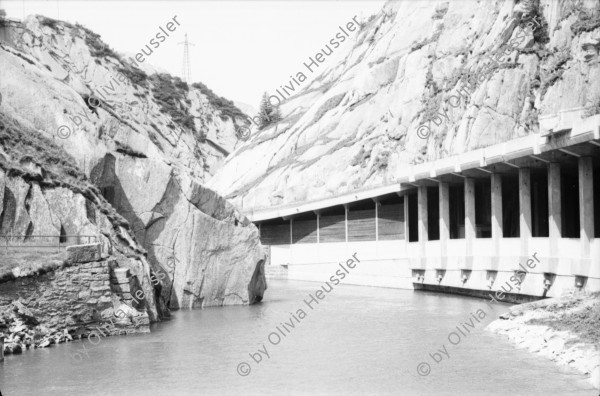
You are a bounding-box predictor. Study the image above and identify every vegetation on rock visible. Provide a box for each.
[0,114,133,234]
[257,92,282,130]
[570,2,600,34]
[150,73,196,133]
[191,81,246,121]
[0,251,66,283]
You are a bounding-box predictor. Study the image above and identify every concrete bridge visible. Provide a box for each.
[245,108,600,300]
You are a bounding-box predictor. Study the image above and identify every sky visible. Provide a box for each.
[2,0,386,108]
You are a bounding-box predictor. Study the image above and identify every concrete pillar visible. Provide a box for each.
[439,183,450,248]
[418,186,428,243]
[404,195,409,241]
[519,168,532,257]
[579,157,594,257]
[316,213,320,244]
[491,174,503,267]
[344,205,349,243]
[343,204,349,256]
[548,163,561,264]
[374,200,379,242]
[289,218,294,263]
[374,200,379,259]
[418,186,428,268]
[439,183,450,265]
[465,178,476,267]
[465,179,476,240]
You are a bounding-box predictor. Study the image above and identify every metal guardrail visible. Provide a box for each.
[0,235,99,254]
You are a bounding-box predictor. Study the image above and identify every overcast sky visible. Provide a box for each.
[2,0,385,108]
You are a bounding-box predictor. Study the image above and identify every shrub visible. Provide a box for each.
[191,82,246,121]
[40,18,60,29]
[539,49,572,97]
[117,66,148,89]
[570,3,600,34]
[583,98,600,118]
[150,73,196,133]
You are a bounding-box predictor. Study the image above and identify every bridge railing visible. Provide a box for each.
[0,235,99,254]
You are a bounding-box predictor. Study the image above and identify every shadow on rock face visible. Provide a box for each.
[248,258,267,304]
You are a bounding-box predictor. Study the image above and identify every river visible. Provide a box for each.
[0,280,595,395]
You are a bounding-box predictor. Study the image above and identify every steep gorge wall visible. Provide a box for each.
[0,115,164,320]
[209,0,600,209]
[0,15,267,310]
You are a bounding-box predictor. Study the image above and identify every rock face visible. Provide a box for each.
[0,157,162,320]
[90,154,267,308]
[208,0,600,209]
[0,16,246,180]
[0,15,267,310]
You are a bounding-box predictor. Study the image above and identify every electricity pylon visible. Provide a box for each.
[178,33,195,84]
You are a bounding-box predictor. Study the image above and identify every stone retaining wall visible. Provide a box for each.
[0,244,150,356]
[0,258,113,328]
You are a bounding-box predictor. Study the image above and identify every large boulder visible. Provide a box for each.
[91,154,266,309]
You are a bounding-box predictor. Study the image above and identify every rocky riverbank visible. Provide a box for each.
[0,300,148,358]
[487,292,600,390]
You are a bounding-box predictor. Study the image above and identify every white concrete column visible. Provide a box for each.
[343,205,349,256]
[344,204,349,243]
[316,212,320,244]
[313,211,321,264]
[403,195,409,241]
[374,199,379,259]
[548,163,561,264]
[439,183,450,264]
[519,168,532,257]
[465,178,476,267]
[417,187,429,267]
[491,174,502,268]
[418,186,428,243]
[579,157,594,257]
[374,199,379,242]
[289,218,294,264]
[418,186,428,270]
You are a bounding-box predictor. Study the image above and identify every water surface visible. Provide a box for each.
[0,280,595,395]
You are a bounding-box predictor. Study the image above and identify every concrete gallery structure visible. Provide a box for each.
[248,108,600,301]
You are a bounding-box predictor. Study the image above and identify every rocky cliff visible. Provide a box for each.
[0,15,266,311]
[208,0,600,210]
[0,114,164,320]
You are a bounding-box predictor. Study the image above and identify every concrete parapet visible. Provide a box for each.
[66,243,102,264]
